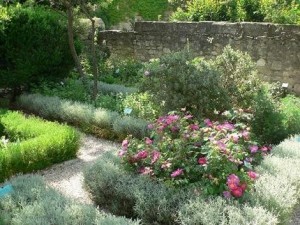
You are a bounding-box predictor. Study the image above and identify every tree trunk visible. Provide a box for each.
[90,18,99,101]
[66,6,86,80]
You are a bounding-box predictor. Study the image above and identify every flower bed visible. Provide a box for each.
[84,109,300,224]
[0,110,80,182]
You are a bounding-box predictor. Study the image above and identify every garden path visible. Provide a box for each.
[37,134,120,205]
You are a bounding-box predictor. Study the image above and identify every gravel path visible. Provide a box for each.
[37,134,120,205]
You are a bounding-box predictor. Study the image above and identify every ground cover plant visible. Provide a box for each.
[17,93,148,140]
[0,175,140,225]
[0,110,80,182]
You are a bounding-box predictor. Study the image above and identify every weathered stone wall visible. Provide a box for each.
[99,21,300,94]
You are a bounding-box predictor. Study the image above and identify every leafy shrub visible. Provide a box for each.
[171,0,244,22]
[97,0,168,27]
[214,46,261,109]
[84,152,191,225]
[120,110,270,198]
[0,175,140,225]
[99,59,143,87]
[140,49,229,118]
[250,89,287,145]
[119,92,160,121]
[281,95,300,136]
[0,110,80,182]
[0,6,79,93]
[170,0,300,24]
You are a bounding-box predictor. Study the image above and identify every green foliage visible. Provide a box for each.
[97,0,168,27]
[280,95,300,136]
[250,89,287,145]
[113,116,148,139]
[119,92,160,121]
[17,93,148,140]
[0,175,140,225]
[0,6,79,91]
[0,110,80,182]
[140,49,229,118]
[99,59,143,87]
[84,152,191,225]
[171,0,244,22]
[171,0,300,24]
[214,46,261,109]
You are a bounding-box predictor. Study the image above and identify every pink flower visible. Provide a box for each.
[134,150,148,160]
[248,171,258,180]
[222,122,234,131]
[122,139,129,149]
[242,130,250,140]
[260,146,268,152]
[170,126,180,133]
[151,150,160,164]
[249,145,258,153]
[227,174,240,184]
[231,187,243,198]
[171,168,183,177]
[118,150,127,157]
[240,183,247,191]
[231,133,239,143]
[161,161,172,169]
[223,191,232,198]
[198,157,207,165]
[184,114,193,119]
[147,124,154,129]
[145,137,153,145]
[217,141,227,151]
[189,124,199,131]
[204,119,213,127]
[138,167,153,175]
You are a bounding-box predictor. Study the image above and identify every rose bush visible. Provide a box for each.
[119,110,270,198]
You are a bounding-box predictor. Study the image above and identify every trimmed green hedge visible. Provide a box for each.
[0,175,140,225]
[0,110,80,182]
[17,94,148,140]
[84,137,300,224]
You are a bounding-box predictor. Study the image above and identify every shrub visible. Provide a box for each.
[0,110,80,182]
[119,92,160,121]
[178,196,278,225]
[139,49,229,118]
[0,175,140,225]
[214,46,261,109]
[250,88,287,145]
[17,93,148,140]
[120,110,269,198]
[112,116,148,140]
[84,152,191,225]
[281,95,300,136]
[0,6,79,95]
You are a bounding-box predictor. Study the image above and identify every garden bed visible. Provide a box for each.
[0,110,80,182]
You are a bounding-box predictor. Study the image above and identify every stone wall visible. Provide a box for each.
[99,21,300,94]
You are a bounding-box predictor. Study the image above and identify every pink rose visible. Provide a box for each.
[145,137,153,145]
[204,119,213,127]
[151,150,160,164]
[122,139,129,149]
[190,124,199,131]
[171,168,183,178]
[198,157,207,165]
[134,150,148,160]
[231,187,243,198]
[248,171,258,180]
[249,145,258,153]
